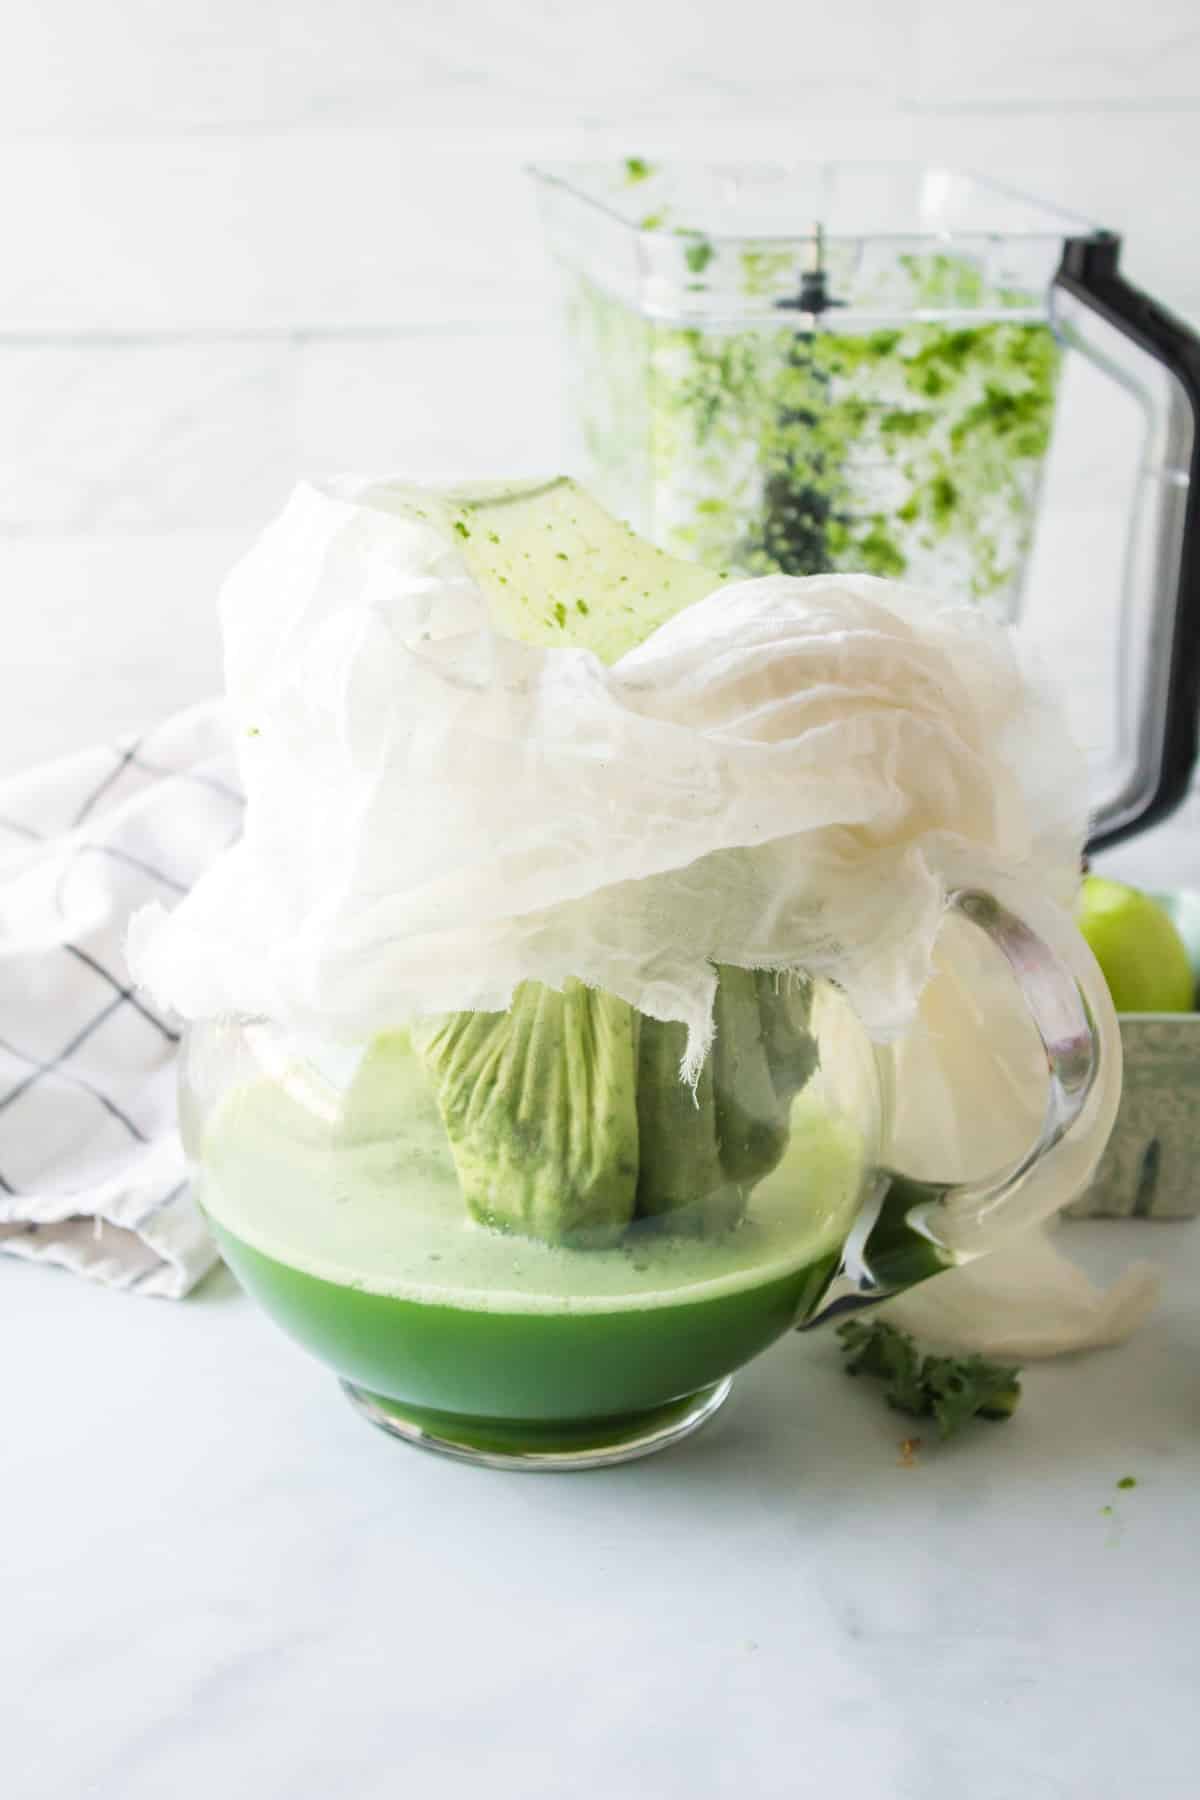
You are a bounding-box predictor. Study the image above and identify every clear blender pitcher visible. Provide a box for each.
[532,161,1200,851]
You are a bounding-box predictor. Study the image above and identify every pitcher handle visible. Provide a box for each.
[799,884,1123,1327]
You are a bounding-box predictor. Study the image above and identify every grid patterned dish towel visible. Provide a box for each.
[0,704,238,1297]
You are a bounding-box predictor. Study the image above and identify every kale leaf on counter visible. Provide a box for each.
[836,1319,1021,1439]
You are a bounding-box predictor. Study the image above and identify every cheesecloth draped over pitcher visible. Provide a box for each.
[128,476,1086,1076]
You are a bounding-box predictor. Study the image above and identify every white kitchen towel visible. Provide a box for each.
[0,703,237,1296]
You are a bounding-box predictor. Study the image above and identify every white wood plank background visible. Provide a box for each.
[2,0,1198,891]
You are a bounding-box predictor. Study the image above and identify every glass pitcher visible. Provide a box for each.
[532,160,1200,853]
[181,886,1119,1470]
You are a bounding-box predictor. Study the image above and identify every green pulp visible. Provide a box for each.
[565,256,1061,610]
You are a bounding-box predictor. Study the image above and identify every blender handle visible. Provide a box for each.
[1056,232,1200,852]
[798,885,1123,1328]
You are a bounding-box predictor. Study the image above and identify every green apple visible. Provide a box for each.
[1076,875,1196,1013]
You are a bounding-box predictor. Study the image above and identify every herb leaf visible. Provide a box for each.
[684,237,715,276]
[837,1319,1021,1440]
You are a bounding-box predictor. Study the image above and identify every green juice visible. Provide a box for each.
[197,1032,863,1449]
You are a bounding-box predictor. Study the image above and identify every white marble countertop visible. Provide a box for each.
[4,1217,1196,1800]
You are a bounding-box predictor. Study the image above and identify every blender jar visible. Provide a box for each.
[533,160,1200,851]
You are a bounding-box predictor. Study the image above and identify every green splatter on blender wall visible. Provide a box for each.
[564,247,1061,608]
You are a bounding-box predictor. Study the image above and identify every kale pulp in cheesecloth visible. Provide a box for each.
[412,972,818,1249]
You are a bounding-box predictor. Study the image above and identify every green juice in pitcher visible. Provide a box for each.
[194,1007,867,1457]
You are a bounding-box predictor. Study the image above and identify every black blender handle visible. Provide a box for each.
[1056,232,1200,852]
